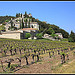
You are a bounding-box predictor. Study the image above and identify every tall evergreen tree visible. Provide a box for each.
[21,19,24,29]
[25,19,27,28]
[19,13,20,17]
[10,20,13,28]
[68,31,75,42]
[16,13,18,18]
[25,11,27,18]
[32,18,35,22]
[28,19,30,28]
[20,19,22,29]
[21,13,22,18]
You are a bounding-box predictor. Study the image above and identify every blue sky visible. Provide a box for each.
[0,1,75,34]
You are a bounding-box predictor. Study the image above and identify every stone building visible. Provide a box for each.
[0,31,23,39]
[0,28,38,39]
[19,28,38,39]
[43,34,55,41]
[5,13,39,31]
[55,33,63,39]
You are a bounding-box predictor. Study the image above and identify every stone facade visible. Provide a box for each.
[30,22,39,30]
[43,33,63,40]
[43,34,55,41]
[55,33,63,39]
[19,28,38,39]
[0,31,21,39]
[0,28,38,39]
[5,14,39,31]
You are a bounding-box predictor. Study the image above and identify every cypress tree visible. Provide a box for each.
[20,19,22,29]
[25,11,27,18]
[21,13,22,18]
[10,20,13,29]
[21,19,24,29]
[25,19,27,28]
[19,13,20,17]
[28,19,30,28]
[68,31,75,42]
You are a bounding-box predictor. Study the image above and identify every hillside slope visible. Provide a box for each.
[0,13,69,38]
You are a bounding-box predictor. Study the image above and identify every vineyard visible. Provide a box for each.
[0,38,75,74]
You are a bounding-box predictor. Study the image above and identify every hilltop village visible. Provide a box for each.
[0,11,66,40]
[0,12,40,39]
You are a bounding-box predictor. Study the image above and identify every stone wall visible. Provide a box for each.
[0,32,21,39]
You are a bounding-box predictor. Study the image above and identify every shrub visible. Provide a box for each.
[46,27,55,35]
[68,37,74,42]
[36,33,42,39]
[25,33,31,39]
[51,33,58,39]
[68,31,75,42]
[60,38,68,41]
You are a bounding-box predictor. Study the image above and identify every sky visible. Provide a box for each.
[0,1,75,34]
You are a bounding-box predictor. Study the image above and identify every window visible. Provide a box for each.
[16,25,18,26]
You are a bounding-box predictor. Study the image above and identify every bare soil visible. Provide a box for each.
[0,49,75,74]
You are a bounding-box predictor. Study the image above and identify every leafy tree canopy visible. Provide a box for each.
[36,33,42,39]
[68,31,75,42]
[25,33,31,39]
[46,27,55,35]
[0,25,6,31]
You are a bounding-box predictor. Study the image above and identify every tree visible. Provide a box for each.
[36,33,42,39]
[16,13,19,18]
[20,19,22,29]
[28,19,30,28]
[10,20,13,29]
[46,27,55,35]
[19,13,20,17]
[31,25,33,28]
[21,19,24,29]
[0,25,6,31]
[16,13,18,17]
[35,19,69,38]
[68,31,75,42]
[5,20,9,22]
[51,34,57,39]
[24,11,28,18]
[21,13,22,18]
[25,33,31,39]
[0,16,15,24]
[32,18,35,22]
[58,29,69,38]
[25,19,27,28]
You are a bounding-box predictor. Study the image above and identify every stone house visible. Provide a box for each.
[43,33,63,40]
[43,34,55,41]
[30,22,39,30]
[19,28,38,39]
[55,33,63,39]
[0,31,23,39]
[0,28,38,39]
